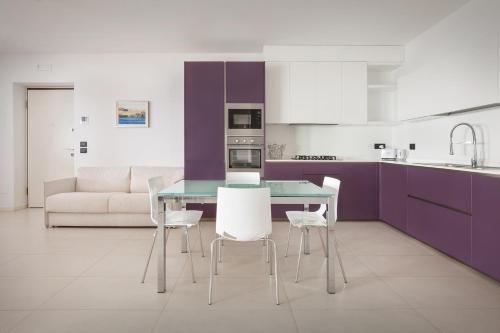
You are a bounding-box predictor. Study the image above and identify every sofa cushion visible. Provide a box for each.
[108,193,150,214]
[46,192,113,213]
[76,167,130,193]
[130,166,184,193]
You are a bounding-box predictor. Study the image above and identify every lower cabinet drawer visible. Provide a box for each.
[407,197,471,263]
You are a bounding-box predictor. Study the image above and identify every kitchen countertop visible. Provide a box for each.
[265,159,500,176]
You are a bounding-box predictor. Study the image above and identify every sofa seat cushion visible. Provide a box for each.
[130,166,183,193]
[46,192,113,213]
[108,193,150,214]
[77,167,130,193]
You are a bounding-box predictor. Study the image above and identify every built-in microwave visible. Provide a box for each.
[225,136,264,176]
[225,103,264,136]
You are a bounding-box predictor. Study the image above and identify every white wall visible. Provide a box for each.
[393,0,500,165]
[0,53,262,209]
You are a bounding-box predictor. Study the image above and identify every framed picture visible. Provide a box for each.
[115,100,149,128]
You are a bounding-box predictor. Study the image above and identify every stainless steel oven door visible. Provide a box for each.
[226,145,263,175]
[225,103,264,136]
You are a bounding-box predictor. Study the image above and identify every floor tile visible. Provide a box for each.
[284,277,410,310]
[416,308,500,333]
[358,255,475,277]
[0,254,101,277]
[41,277,172,310]
[166,277,285,309]
[153,308,298,333]
[0,278,74,310]
[293,309,440,333]
[383,277,500,308]
[0,311,30,333]
[9,310,162,333]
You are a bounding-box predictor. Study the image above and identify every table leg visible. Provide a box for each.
[157,197,166,293]
[303,204,310,255]
[326,196,336,294]
[180,200,188,253]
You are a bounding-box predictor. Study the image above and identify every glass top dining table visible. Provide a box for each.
[155,180,339,294]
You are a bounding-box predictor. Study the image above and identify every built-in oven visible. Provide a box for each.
[225,103,264,136]
[226,136,264,176]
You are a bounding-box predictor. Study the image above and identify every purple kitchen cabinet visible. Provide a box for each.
[302,163,379,220]
[471,174,500,280]
[265,162,303,219]
[407,166,471,214]
[407,197,471,263]
[379,163,408,231]
[225,62,265,103]
[184,62,225,217]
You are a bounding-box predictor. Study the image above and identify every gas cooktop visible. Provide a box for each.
[292,155,337,160]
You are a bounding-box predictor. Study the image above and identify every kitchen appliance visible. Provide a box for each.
[380,148,397,161]
[226,136,264,175]
[292,155,337,161]
[225,103,264,136]
[267,144,286,160]
[396,149,408,161]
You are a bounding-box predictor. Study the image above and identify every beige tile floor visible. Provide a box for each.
[0,208,500,333]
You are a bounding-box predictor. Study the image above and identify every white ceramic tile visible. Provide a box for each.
[417,308,500,333]
[9,310,162,333]
[0,311,31,333]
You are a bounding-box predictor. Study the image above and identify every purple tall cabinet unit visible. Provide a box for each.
[184,62,225,217]
[225,62,265,103]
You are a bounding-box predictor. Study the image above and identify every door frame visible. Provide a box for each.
[26,87,75,207]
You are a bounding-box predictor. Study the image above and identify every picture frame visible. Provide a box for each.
[115,100,149,128]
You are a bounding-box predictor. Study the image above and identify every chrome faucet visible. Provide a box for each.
[449,122,478,168]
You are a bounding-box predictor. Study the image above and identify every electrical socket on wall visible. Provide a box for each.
[374,143,386,149]
[409,143,416,150]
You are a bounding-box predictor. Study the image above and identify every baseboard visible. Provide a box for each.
[0,204,28,211]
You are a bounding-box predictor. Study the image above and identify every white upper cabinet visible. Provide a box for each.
[341,62,367,123]
[265,61,367,124]
[265,62,290,123]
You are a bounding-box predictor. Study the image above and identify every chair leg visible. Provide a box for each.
[218,234,222,263]
[141,230,158,283]
[214,239,219,275]
[266,236,270,263]
[208,239,216,305]
[269,237,273,275]
[285,222,292,257]
[186,226,196,283]
[295,230,304,283]
[318,228,327,257]
[197,223,205,257]
[334,233,348,284]
[270,240,279,305]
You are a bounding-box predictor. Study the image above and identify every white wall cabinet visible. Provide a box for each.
[341,62,367,123]
[266,61,367,124]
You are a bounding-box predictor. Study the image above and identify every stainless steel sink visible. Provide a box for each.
[413,162,500,171]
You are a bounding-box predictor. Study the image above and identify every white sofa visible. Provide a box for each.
[43,166,183,227]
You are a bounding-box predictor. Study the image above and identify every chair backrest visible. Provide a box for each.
[216,187,272,241]
[225,172,260,185]
[315,176,341,223]
[147,176,166,225]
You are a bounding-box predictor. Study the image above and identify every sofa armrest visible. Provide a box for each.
[44,177,76,228]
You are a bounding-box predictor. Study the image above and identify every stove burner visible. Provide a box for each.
[292,155,337,161]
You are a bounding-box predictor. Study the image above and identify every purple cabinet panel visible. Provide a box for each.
[379,163,407,231]
[184,61,225,180]
[265,162,303,219]
[471,175,500,280]
[407,166,471,213]
[407,197,471,263]
[225,62,265,103]
[184,62,225,218]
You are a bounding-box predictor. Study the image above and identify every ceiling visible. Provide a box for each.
[0,0,470,53]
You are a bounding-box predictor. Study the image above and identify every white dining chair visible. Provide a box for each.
[141,176,204,284]
[209,187,279,305]
[225,171,261,185]
[220,171,263,261]
[285,176,347,283]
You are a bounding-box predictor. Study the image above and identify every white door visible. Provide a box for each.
[316,62,342,123]
[265,62,290,124]
[290,62,316,123]
[28,89,74,207]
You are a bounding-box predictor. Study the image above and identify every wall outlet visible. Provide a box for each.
[374,143,386,149]
[80,141,87,148]
[409,143,416,150]
[80,147,88,154]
